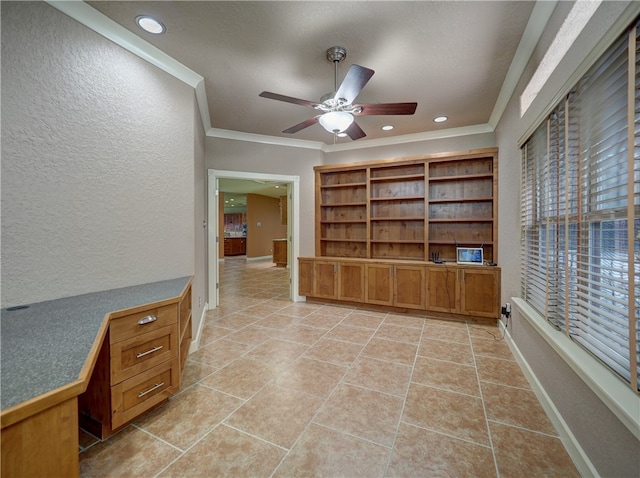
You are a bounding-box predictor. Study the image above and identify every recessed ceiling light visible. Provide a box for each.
[135,15,165,34]
[433,116,448,123]
[381,125,394,131]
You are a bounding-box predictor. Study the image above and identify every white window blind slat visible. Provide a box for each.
[521,20,639,391]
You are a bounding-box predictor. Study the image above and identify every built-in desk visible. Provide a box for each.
[1,276,192,477]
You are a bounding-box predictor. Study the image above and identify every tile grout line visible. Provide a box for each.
[468,321,501,478]
[381,316,427,477]
[268,307,391,478]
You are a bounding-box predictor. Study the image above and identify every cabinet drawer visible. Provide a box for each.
[110,304,177,344]
[111,358,178,430]
[110,324,178,384]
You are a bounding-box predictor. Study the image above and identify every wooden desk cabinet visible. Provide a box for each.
[1,277,192,478]
[298,259,365,303]
[79,283,192,438]
[299,257,500,320]
[365,263,426,310]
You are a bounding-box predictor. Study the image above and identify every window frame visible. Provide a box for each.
[518,20,639,439]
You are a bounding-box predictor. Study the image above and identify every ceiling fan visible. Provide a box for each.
[259,46,418,140]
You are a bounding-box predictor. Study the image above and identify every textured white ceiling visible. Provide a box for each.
[87,1,536,145]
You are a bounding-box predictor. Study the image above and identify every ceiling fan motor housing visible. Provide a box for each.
[326,46,347,64]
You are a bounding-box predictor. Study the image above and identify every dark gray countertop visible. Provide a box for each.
[1,276,191,411]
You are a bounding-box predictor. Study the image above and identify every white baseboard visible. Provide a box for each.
[246,255,272,262]
[189,302,208,354]
[499,321,598,477]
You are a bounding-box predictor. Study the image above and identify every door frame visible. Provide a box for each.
[207,169,301,308]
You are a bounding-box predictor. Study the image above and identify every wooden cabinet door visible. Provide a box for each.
[394,265,426,309]
[298,259,314,296]
[460,268,500,318]
[314,260,338,299]
[365,263,394,305]
[425,266,459,313]
[338,262,365,302]
[273,240,287,266]
[238,238,246,255]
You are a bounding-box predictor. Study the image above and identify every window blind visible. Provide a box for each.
[520,20,640,392]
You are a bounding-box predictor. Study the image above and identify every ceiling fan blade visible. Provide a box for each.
[282,116,321,134]
[344,121,366,140]
[353,102,418,116]
[259,91,320,108]
[334,65,375,104]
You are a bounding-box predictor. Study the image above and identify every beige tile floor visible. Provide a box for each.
[79,257,580,477]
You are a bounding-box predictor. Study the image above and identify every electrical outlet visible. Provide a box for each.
[501,303,511,318]
[199,296,202,307]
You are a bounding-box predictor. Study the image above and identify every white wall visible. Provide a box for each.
[1,2,196,307]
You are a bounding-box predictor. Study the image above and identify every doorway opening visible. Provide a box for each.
[207,169,301,309]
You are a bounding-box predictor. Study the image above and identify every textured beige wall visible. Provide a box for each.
[1,2,195,307]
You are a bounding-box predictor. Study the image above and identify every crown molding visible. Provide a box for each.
[206,128,326,150]
[207,124,494,152]
[322,124,495,153]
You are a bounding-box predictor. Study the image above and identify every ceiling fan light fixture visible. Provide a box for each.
[318,111,354,134]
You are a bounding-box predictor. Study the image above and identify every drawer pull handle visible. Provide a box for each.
[137,315,157,325]
[136,345,163,358]
[138,382,165,398]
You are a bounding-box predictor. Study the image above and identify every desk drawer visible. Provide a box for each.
[110,324,178,384]
[110,304,177,344]
[111,358,178,429]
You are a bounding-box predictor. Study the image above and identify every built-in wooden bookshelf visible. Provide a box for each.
[427,155,496,262]
[317,168,368,258]
[315,148,498,263]
[369,163,426,260]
